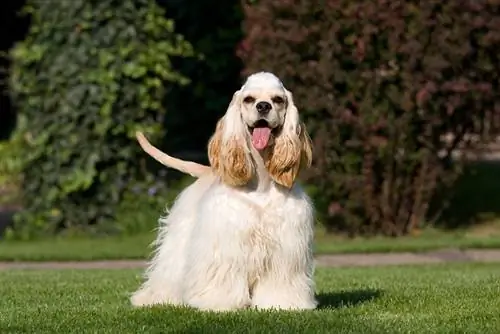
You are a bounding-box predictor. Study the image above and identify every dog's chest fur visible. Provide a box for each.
[237,187,293,288]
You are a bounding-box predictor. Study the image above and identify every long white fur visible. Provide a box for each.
[131,72,317,311]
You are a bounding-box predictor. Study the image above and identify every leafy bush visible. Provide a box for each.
[8,0,193,238]
[0,115,26,211]
[112,174,194,235]
[240,0,500,236]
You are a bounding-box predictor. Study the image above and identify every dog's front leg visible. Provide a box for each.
[251,199,317,311]
[180,196,256,311]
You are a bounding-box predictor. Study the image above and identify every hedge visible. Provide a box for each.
[8,0,193,238]
[240,0,500,236]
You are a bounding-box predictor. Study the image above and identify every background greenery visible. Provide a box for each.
[5,0,193,239]
[0,0,499,240]
[240,0,500,235]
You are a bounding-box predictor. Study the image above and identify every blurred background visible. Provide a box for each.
[1,0,500,246]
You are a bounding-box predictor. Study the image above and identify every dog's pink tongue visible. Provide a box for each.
[252,127,272,151]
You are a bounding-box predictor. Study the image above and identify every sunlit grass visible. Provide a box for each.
[1,264,499,333]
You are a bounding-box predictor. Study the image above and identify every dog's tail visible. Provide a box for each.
[135,132,211,178]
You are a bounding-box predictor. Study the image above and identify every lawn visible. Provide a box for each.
[1,223,500,262]
[1,263,499,333]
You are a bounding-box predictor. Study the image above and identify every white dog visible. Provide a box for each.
[131,72,317,311]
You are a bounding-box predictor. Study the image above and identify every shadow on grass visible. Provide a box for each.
[316,289,382,309]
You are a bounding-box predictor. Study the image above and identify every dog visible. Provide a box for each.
[131,72,317,311]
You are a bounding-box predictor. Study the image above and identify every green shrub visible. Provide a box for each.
[112,175,195,235]
[0,115,26,211]
[8,0,193,239]
[240,0,500,236]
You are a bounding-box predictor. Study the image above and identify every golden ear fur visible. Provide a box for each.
[267,122,312,188]
[208,119,253,187]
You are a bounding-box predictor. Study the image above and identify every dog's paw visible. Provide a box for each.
[130,290,155,307]
[130,288,180,307]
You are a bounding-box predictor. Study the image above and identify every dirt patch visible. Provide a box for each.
[315,249,500,267]
[1,249,500,270]
[0,260,146,270]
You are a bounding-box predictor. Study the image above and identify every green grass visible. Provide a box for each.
[0,233,154,262]
[1,222,500,262]
[314,222,500,254]
[1,264,499,333]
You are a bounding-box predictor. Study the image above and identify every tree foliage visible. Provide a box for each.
[240,0,500,235]
[8,0,193,238]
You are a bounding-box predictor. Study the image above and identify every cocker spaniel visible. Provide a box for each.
[131,72,316,311]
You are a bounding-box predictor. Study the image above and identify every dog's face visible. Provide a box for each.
[238,74,288,151]
[208,72,312,188]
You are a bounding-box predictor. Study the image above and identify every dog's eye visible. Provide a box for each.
[272,96,285,104]
[243,96,255,104]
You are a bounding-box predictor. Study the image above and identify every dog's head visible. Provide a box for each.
[208,72,312,189]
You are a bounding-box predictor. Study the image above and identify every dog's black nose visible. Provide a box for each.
[256,101,272,114]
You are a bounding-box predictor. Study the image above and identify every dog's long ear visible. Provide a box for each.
[208,90,254,187]
[267,89,312,188]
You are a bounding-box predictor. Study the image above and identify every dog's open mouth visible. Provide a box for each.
[249,119,274,151]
